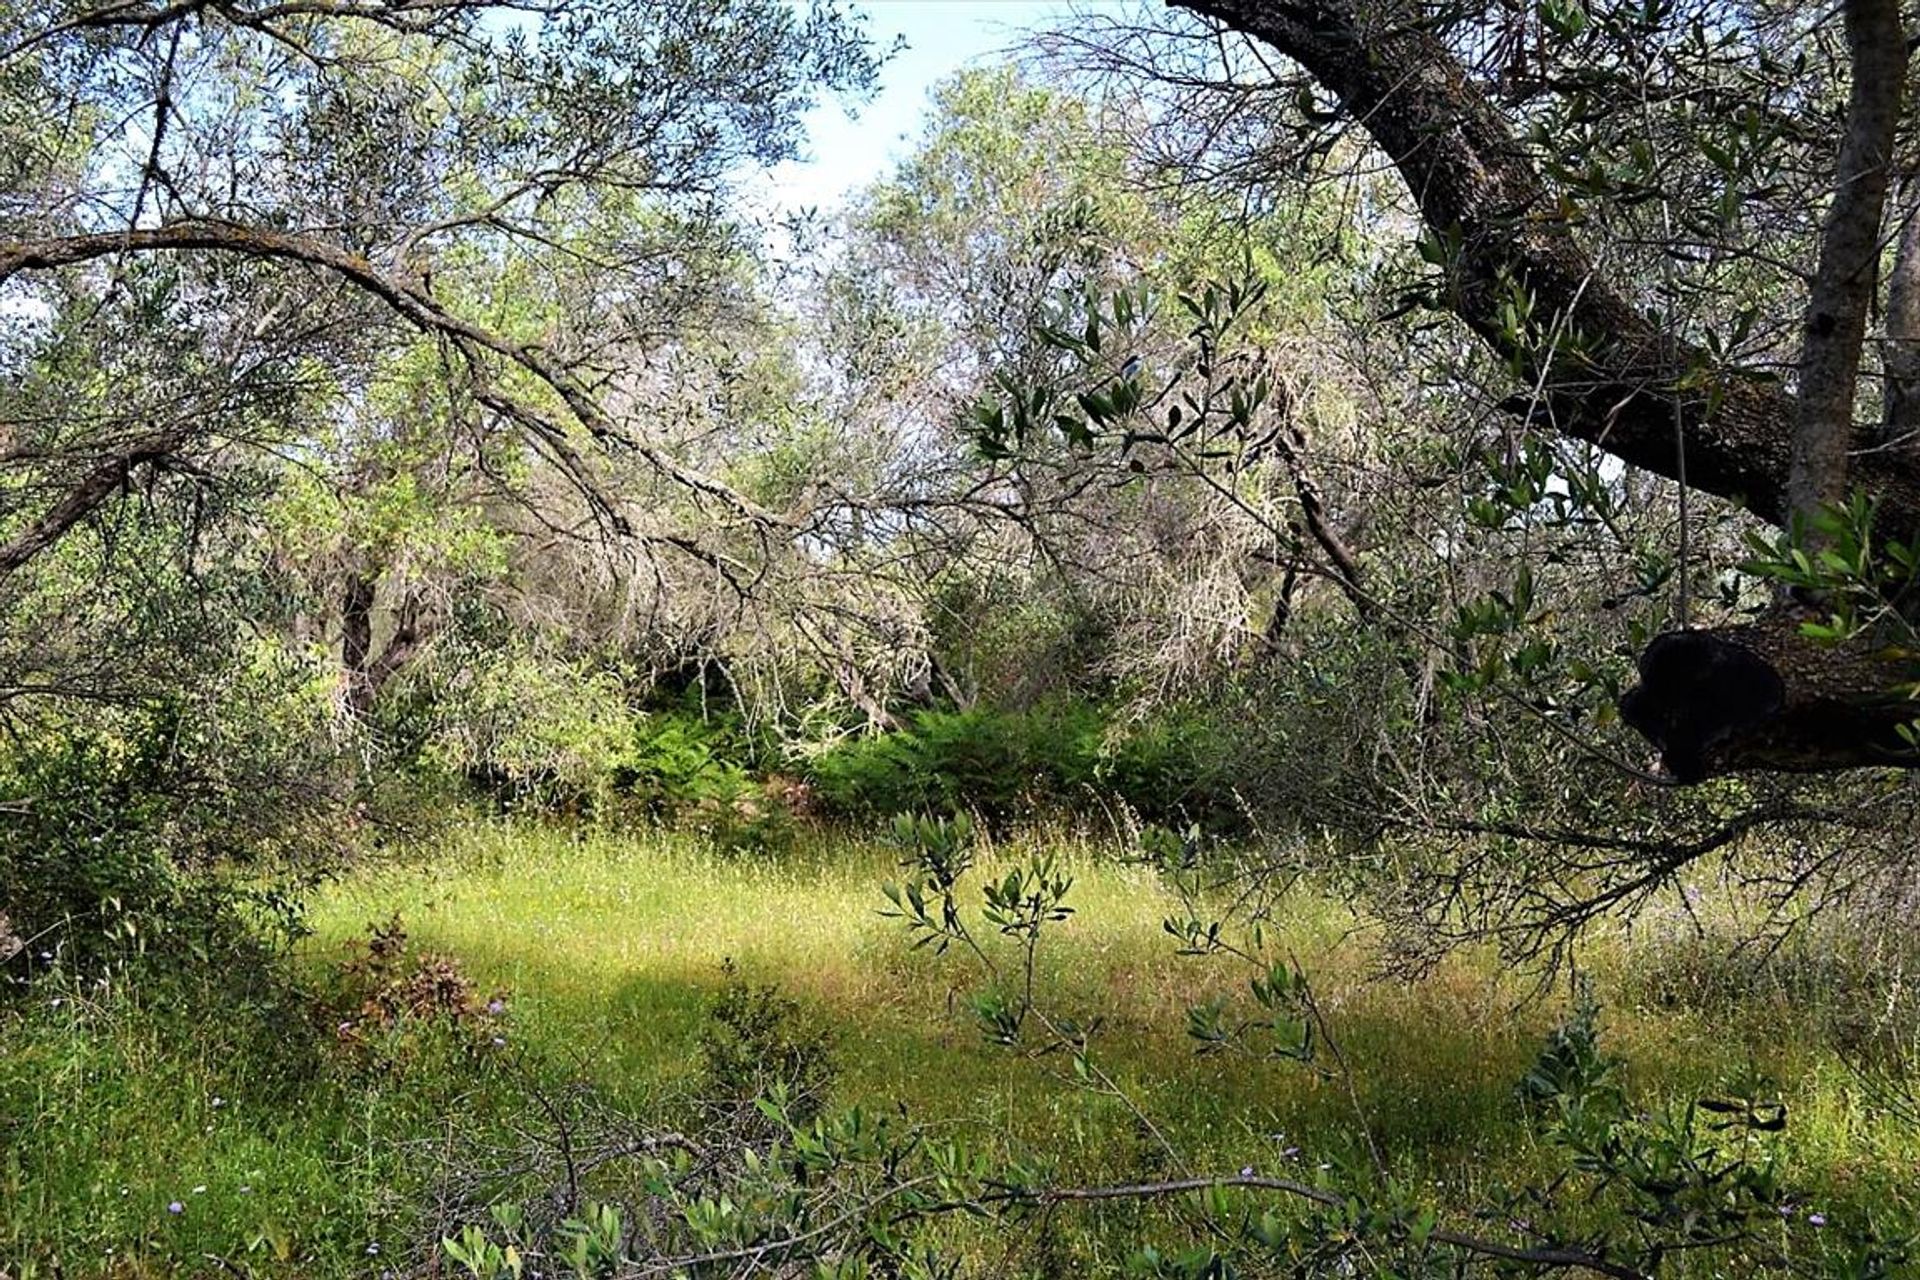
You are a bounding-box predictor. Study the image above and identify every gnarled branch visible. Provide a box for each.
[0,219,789,583]
[1169,0,1920,539]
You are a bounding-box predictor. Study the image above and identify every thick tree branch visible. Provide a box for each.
[1269,382,1372,620]
[0,0,514,62]
[0,426,193,585]
[1168,0,1920,779]
[1620,621,1920,778]
[1168,0,1920,539]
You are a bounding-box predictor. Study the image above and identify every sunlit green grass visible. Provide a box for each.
[5,818,1918,1276]
[305,821,1920,1222]
[303,823,1528,1173]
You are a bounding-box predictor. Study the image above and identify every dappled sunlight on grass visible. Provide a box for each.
[9,820,1917,1276]
[305,822,1920,1202]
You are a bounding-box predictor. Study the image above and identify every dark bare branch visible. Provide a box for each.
[0,426,193,585]
[0,0,539,63]
[1269,381,1370,618]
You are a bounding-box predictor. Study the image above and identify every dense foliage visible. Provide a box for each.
[8,0,1920,1275]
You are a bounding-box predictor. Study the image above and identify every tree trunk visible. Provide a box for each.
[340,570,378,717]
[1881,176,1920,454]
[1175,0,1920,778]
[339,568,423,718]
[1789,0,1905,529]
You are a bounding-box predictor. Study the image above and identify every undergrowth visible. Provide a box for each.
[2,821,1917,1276]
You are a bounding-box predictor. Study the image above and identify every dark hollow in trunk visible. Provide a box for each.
[1620,623,1920,779]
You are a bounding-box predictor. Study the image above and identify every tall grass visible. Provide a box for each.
[4,819,1917,1276]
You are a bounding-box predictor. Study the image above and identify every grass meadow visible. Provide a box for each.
[4,820,1918,1276]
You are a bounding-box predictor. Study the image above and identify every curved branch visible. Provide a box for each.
[632,1169,1650,1280]
[0,220,783,531]
[1169,0,1920,538]
[1,0,516,63]
[1269,381,1371,618]
[0,426,192,585]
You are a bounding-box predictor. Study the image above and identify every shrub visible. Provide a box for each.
[696,959,836,1122]
[412,665,799,849]
[324,914,511,1070]
[806,703,1095,822]
[613,710,798,852]
[805,700,1247,832]
[1096,704,1243,832]
[410,653,637,814]
[0,705,320,992]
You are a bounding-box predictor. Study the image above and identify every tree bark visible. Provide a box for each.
[1169,0,1920,541]
[1789,0,1905,528]
[1881,176,1920,454]
[1174,0,1920,777]
[367,601,423,697]
[1270,387,1372,620]
[340,570,378,717]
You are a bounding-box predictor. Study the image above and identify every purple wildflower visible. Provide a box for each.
[167,1201,184,1215]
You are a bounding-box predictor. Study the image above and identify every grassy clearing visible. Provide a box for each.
[4,820,1918,1276]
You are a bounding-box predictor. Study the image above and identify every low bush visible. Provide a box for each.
[611,710,795,851]
[321,914,512,1072]
[0,706,321,993]
[406,653,638,814]
[1095,704,1245,832]
[696,959,837,1123]
[804,700,1247,832]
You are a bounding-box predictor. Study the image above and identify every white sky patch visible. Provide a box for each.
[743,0,1084,229]
[0,292,53,332]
